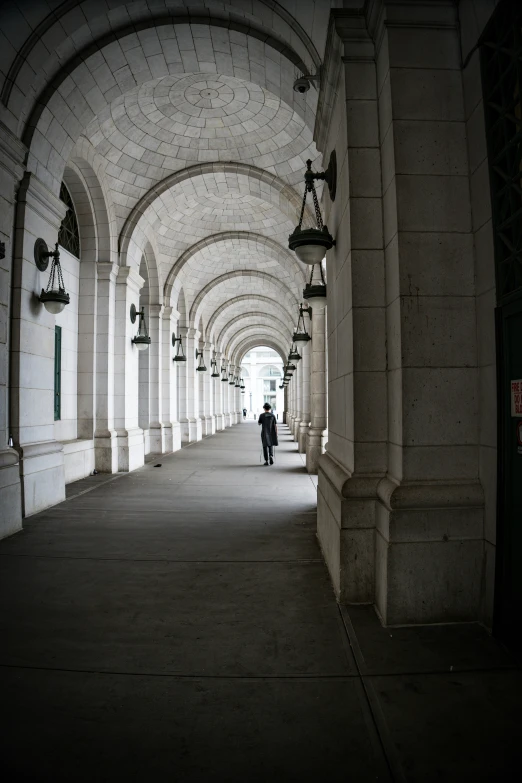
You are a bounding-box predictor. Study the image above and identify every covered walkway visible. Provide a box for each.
[1,422,521,781]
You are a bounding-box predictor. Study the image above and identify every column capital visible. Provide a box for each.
[116,265,145,294]
[97,261,119,282]
[149,303,164,318]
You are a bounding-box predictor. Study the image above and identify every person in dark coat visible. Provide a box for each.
[258,402,278,465]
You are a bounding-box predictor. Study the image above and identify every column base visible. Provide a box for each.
[317,452,379,603]
[293,417,302,442]
[94,430,119,473]
[0,448,22,538]
[20,440,65,517]
[116,427,145,472]
[215,414,224,431]
[375,478,484,625]
[149,423,169,455]
[206,415,216,435]
[171,421,182,452]
[180,418,202,444]
[297,422,309,453]
[305,426,327,474]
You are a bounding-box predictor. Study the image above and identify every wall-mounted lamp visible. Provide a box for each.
[293,305,311,342]
[211,357,220,377]
[240,377,245,390]
[130,304,151,351]
[288,345,301,362]
[303,263,327,309]
[35,239,70,313]
[221,362,229,382]
[172,333,186,361]
[288,153,336,265]
[196,349,207,372]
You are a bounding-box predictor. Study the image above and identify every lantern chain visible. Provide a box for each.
[45,244,66,293]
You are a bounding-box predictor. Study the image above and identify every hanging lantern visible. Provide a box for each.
[288,153,336,265]
[130,304,151,351]
[229,372,235,385]
[278,384,284,390]
[288,345,301,361]
[211,357,220,377]
[172,333,187,361]
[196,349,207,372]
[221,363,228,382]
[293,305,311,342]
[240,377,245,389]
[303,262,327,309]
[35,240,70,314]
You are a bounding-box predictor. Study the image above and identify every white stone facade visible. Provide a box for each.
[0,1,511,636]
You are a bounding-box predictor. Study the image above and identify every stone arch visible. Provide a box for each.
[207,294,293,340]
[6,5,320,131]
[233,337,286,365]
[216,313,292,350]
[18,20,320,196]
[121,163,313,266]
[189,270,298,325]
[163,229,305,306]
[226,325,289,359]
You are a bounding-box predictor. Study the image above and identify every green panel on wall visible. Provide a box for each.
[54,325,61,421]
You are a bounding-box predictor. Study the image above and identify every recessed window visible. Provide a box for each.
[58,183,80,258]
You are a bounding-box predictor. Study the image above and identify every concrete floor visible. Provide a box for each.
[0,421,521,782]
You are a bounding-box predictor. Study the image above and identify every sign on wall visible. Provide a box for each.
[511,379,522,417]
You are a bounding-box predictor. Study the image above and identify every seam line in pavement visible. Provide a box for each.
[0,663,358,680]
[338,605,407,783]
[0,554,323,563]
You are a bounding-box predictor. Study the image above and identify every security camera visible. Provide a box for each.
[293,76,311,94]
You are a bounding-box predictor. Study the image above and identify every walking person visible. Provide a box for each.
[242,407,247,419]
[258,402,278,465]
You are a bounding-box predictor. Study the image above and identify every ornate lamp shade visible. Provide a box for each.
[303,262,327,309]
[196,349,207,371]
[288,155,336,265]
[211,358,220,377]
[221,363,228,382]
[130,304,151,351]
[36,241,70,314]
[288,345,301,361]
[172,333,187,361]
[293,305,311,342]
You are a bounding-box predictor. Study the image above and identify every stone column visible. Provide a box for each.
[298,340,311,453]
[94,262,118,473]
[114,266,145,472]
[147,303,167,454]
[214,351,224,430]
[10,173,67,517]
[293,351,303,442]
[306,308,327,474]
[0,125,25,535]
[179,327,202,443]
[373,1,482,625]
[160,306,180,453]
[197,338,206,435]
[203,342,215,435]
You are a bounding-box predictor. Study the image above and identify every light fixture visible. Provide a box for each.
[36,240,70,313]
[235,376,240,388]
[172,333,186,361]
[130,304,151,351]
[303,262,327,309]
[288,345,301,361]
[221,363,228,382]
[288,153,336,265]
[196,349,207,372]
[229,372,235,385]
[293,305,311,342]
[278,384,284,390]
[240,377,245,390]
[211,357,220,377]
